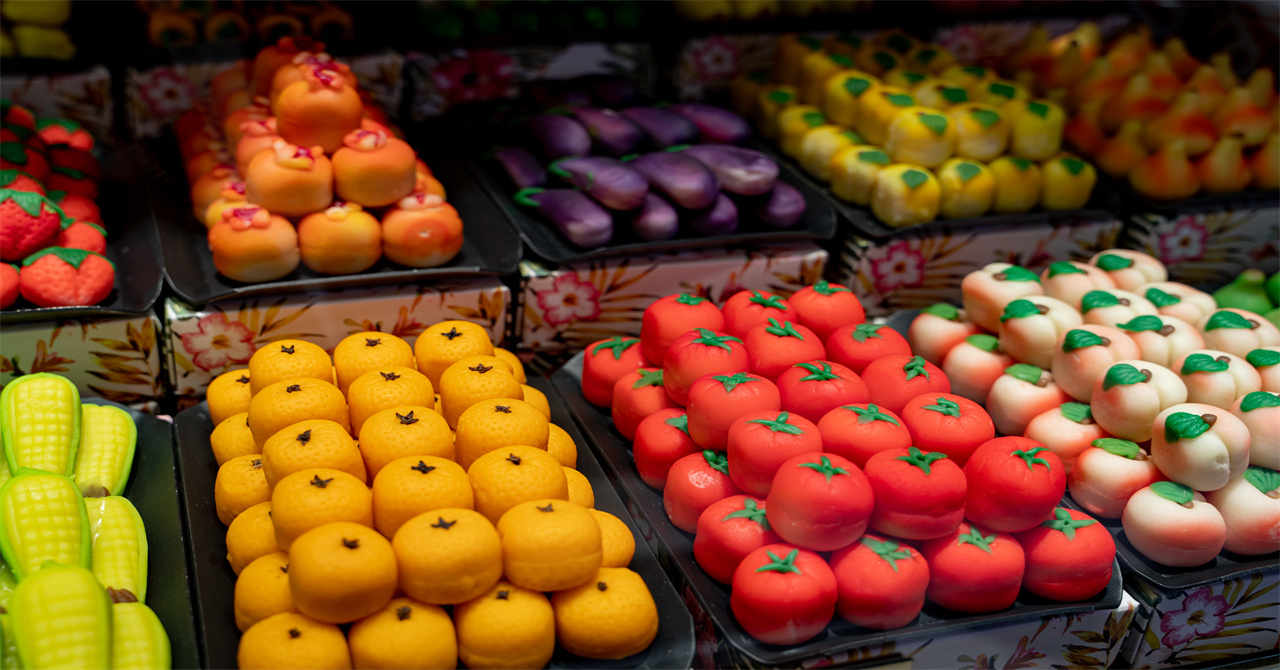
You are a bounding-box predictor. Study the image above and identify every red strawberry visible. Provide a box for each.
[611,368,677,440]
[663,450,740,532]
[1,101,38,134]
[47,191,100,225]
[1,190,66,261]
[726,410,822,497]
[19,247,115,307]
[766,452,874,551]
[776,360,869,424]
[788,280,866,341]
[632,409,697,489]
[744,318,825,379]
[722,289,793,340]
[1,142,49,181]
[35,118,94,151]
[46,146,100,179]
[0,262,18,308]
[0,169,44,195]
[45,165,97,199]
[687,372,780,449]
[899,393,995,465]
[919,523,1025,613]
[55,221,106,254]
[964,436,1066,532]
[1014,507,1115,602]
[662,328,749,405]
[861,354,951,414]
[830,534,930,630]
[864,446,967,540]
[581,336,644,406]
[640,293,725,365]
[731,544,836,645]
[817,403,912,467]
[2,126,46,156]
[825,322,912,374]
[693,495,779,584]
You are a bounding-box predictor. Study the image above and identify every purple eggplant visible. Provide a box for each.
[529,114,591,159]
[621,107,699,147]
[494,147,545,188]
[628,150,720,210]
[681,144,778,196]
[687,193,739,236]
[668,103,751,144]
[755,182,807,229]
[515,187,613,248]
[549,156,648,211]
[570,107,645,156]
[627,193,679,241]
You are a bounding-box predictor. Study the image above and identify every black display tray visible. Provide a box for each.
[1096,173,1280,218]
[472,151,837,264]
[1,145,164,325]
[551,354,1124,666]
[1063,496,1280,592]
[83,398,200,670]
[147,139,520,307]
[173,379,695,670]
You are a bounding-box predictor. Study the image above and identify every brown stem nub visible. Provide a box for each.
[1202,413,1217,427]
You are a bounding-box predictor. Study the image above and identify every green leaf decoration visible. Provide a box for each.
[1204,310,1255,331]
[1243,466,1280,495]
[36,118,82,132]
[954,162,982,182]
[592,336,639,360]
[632,369,664,388]
[1062,329,1106,352]
[840,130,865,143]
[1000,298,1042,322]
[922,303,959,320]
[886,34,914,54]
[994,264,1039,282]
[675,293,706,305]
[764,318,805,339]
[897,446,948,474]
[802,111,827,127]
[901,71,926,85]
[1060,157,1087,175]
[1040,508,1096,540]
[749,411,804,435]
[1047,261,1085,277]
[1095,253,1134,272]
[0,170,29,186]
[1080,290,1120,312]
[798,455,850,482]
[22,246,102,269]
[962,65,987,78]
[901,169,929,189]
[1164,411,1212,442]
[1181,353,1230,375]
[749,291,789,311]
[1150,480,1194,505]
[1145,287,1181,307]
[1005,363,1044,385]
[768,89,795,104]
[965,333,1000,352]
[1012,446,1051,470]
[838,34,863,49]
[514,187,545,207]
[812,279,851,296]
[918,112,948,135]
[1240,391,1280,413]
[723,498,770,530]
[884,92,915,107]
[848,404,899,425]
[988,82,1017,99]
[1059,402,1092,424]
[1008,156,1033,171]
[1118,315,1166,333]
[902,355,930,380]
[861,536,913,571]
[1026,101,1050,118]
[0,142,28,165]
[844,77,872,97]
[969,108,1001,128]
[692,328,742,351]
[850,323,883,342]
[957,526,996,553]
[712,372,757,393]
[922,396,961,417]
[1245,349,1280,368]
[940,87,968,104]
[874,51,899,71]
[664,414,690,435]
[798,36,823,50]
[1093,437,1142,459]
[797,361,839,381]
[829,53,854,68]
[1103,363,1150,389]
[755,548,801,574]
[857,149,891,165]
[703,450,729,474]
[913,48,937,65]
[1,189,53,217]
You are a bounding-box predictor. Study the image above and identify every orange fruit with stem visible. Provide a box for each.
[372,455,473,538]
[438,357,522,429]
[347,597,457,670]
[551,567,659,660]
[289,521,398,624]
[248,339,333,395]
[332,331,415,393]
[591,509,636,567]
[207,368,254,425]
[493,347,527,384]
[260,418,367,488]
[520,384,551,418]
[226,501,280,574]
[248,377,349,447]
[238,612,350,670]
[210,412,259,466]
[271,468,372,550]
[564,467,595,508]
[393,508,503,605]
[546,423,578,468]
[454,581,555,670]
[498,499,602,592]
[413,320,495,387]
[468,446,569,523]
[357,405,454,478]
[234,551,295,632]
[346,367,434,435]
[455,398,549,469]
[215,454,271,525]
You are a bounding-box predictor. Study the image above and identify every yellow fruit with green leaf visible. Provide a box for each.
[800,126,864,181]
[871,164,941,227]
[937,159,996,218]
[990,156,1043,213]
[1041,154,1097,210]
[755,86,798,138]
[829,145,890,205]
[886,107,955,168]
[950,103,1010,161]
[822,71,879,127]
[1010,99,1067,161]
[777,105,828,157]
[801,51,854,104]
[855,87,916,145]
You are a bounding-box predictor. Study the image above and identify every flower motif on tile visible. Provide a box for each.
[136,67,196,119]
[534,273,601,327]
[431,49,516,105]
[178,313,255,372]
[688,36,739,82]
[1157,215,1209,264]
[1159,586,1229,648]
[867,241,926,293]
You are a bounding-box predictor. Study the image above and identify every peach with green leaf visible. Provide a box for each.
[1024,402,1107,474]
[1040,260,1116,310]
[907,303,981,365]
[1069,438,1165,518]
[1205,466,1280,555]
[942,334,1014,402]
[1117,314,1204,368]
[1198,308,1280,359]
[985,363,1069,436]
[1089,360,1187,442]
[997,295,1083,368]
[1175,349,1261,408]
[1232,390,1279,469]
[1139,281,1216,324]
[1080,289,1158,328]
[1122,482,1225,566]
[1246,347,1280,392]
[1089,249,1167,292]
[1151,403,1251,491]
[1051,325,1141,402]
[961,262,1045,332]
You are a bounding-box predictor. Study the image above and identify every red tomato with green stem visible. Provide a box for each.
[777,360,869,423]
[788,280,866,342]
[664,450,740,533]
[640,293,725,365]
[1014,507,1115,602]
[730,544,837,645]
[964,436,1066,532]
[830,534,930,630]
[919,523,1026,613]
[693,495,780,584]
[766,452,875,551]
[726,410,823,497]
[861,354,951,414]
[817,403,912,467]
[899,392,995,465]
[611,368,678,440]
[687,372,780,449]
[826,323,912,374]
[722,289,794,340]
[632,409,698,489]
[582,336,645,406]
[864,446,966,540]
[744,318,826,379]
[662,328,750,405]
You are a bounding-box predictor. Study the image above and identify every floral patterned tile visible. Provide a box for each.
[1122,208,1280,290]
[0,315,165,404]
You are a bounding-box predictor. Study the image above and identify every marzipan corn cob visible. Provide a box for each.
[112,602,171,670]
[1,373,81,476]
[0,563,13,610]
[0,614,17,670]
[86,496,149,602]
[75,404,137,498]
[0,470,90,579]
[9,564,111,670]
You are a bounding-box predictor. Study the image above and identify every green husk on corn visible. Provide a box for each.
[0,470,90,579]
[9,564,111,670]
[86,496,148,603]
[1,373,81,476]
[111,602,170,670]
[75,404,137,498]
